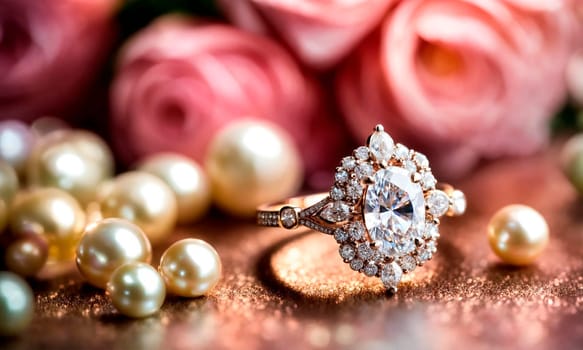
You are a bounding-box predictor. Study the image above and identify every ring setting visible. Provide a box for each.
[257,125,466,293]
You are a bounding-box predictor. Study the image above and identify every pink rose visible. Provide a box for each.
[337,0,579,178]
[0,0,117,122]
[110,16,347,183]
[217,0,397,70]
[567,50,583,107]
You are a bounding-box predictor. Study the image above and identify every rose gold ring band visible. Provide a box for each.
[256,183,463,234]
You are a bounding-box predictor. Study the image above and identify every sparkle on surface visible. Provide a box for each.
[364,167,425,257]
[14,147,583,350]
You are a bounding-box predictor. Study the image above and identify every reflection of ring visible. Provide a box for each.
[257,125,466,293]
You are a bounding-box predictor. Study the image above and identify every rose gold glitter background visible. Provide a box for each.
[3,150,583,349]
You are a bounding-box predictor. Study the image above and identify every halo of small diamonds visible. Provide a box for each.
[321,125,460,292]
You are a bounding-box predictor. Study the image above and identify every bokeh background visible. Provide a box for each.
[1,2,583,349]
[1,0,581,188]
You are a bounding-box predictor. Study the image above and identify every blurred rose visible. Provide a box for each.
[217,0,397,70]
[0,0,117,122]
[338,0,579,178]
[567,50,583,107]
[111,16,347,185]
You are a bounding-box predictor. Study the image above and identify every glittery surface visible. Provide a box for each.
[3,151,583,349]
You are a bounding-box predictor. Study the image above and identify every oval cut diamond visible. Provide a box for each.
[364,167,425,257]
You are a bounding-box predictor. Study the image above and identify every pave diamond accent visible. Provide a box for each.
[350,259,364,271]
[354,146,370,160]
[320,201,350,223]
[417,241,437,263]
[417,249,433,263]
[347,221,365,241]
[363,263,378,277]
[339,244,356,261]
[403,160,417,174]
[346,179,363,201]
[334,228,348,243]
[355,163,374,180]
[330,187,344,201]
[421,173,436,190]
[424,223,439,240]
[357,243,374,260]
[342,157,357,170]
[394,144,409,160]
[399,255,417,272]
[449,190,467,216]
[427,190,449,217]
[414,153,429,168]
[257,211,279,227]
[364,167,425,258]
[381,262,403,290]
[335,169,349,183]
[368,130,394,162]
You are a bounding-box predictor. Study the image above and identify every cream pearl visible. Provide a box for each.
[5,236,49,277]
[0,272,34,336]
[0,121,34,174]
[107,262,166,318]
[26,130,114,205]
[0,161,18,203]
[0,162,18,232]
[159,239,221,297]
[76,218,152,289]
[30,117,69,137]
[0,199,7,234]
[205,120,303,217]
[488,205,549,266]
[560,133,583,194]
[97,172,177,245]
[138,153,211,224]
[10,188,86,262]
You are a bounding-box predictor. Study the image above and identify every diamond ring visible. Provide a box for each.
[257,125,466,293]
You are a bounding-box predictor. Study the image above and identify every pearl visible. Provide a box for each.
[138,153,211,224]
[97,171,177,245]
[0,161,18,203]
[106,262,165,318]
[30,117,69,137]
[0,272,34,336]
[76,218,152,289]
[487,205,549,266]
[5,235,49,277]
[0,121,34,174]
[205,120,303,217]
[560,134,583,194]
[158,239,221,297]
[26,130,114,205]
[10,188,86,262]
[0,200,6,233]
